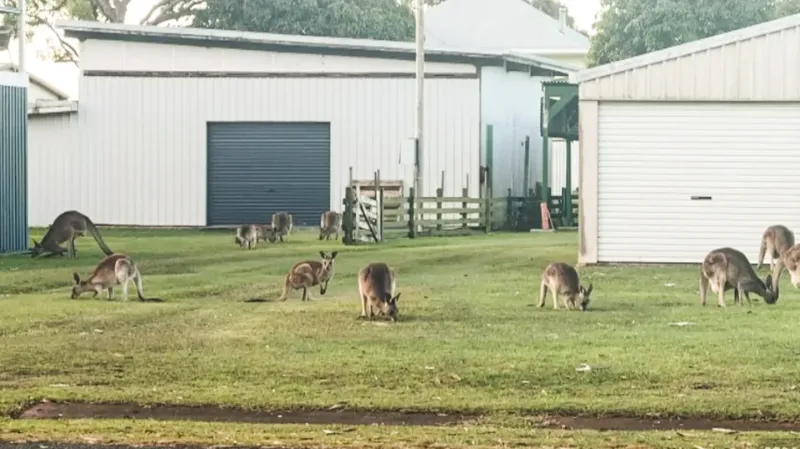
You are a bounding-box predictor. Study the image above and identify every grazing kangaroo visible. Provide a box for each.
[700,247,778,307]
[773,243,800,289]
[538,262,593,311]
[277,251,338,301]
[271,212,293,242]
[758,224,795,270]
[319,211,342,241]
[31,210,114,259]
[234,225,260,249]
[71,253,164,302]
[358,262,401,321]
[257,224,277,243]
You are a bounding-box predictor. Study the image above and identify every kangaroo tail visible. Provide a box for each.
[85,216,114,256]
[277,273,292,301]
[134,272,165,303]
[757,237,767,269]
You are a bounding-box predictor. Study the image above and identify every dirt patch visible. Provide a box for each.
[18,401,473,426]
[16,401,800,432]
[533,414,800,432]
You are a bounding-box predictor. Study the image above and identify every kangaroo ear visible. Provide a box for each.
[330,251,338,259]
[393,293,401,302]
[585,283,593,295]
[319,250,326,258]
[72,272,81,284]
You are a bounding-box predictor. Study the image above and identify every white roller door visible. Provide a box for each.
[598,101,800,263]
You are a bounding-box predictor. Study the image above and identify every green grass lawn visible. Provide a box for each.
[2,228,800,448]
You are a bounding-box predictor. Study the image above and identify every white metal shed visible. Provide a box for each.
[574,13,800,264]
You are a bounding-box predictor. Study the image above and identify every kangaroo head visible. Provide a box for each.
[319,251,338,272]
[266,227,277,243]
[30,239,44,258]
[70,272,93,299]
[763,274,778,304]
[578,283,593,311]
[376,292,401,321]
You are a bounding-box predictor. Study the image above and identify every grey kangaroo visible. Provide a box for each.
[538,262,593,311]
[271,212,293,242]
[277,251,338,301]
[700,247,778,307]
[319,211,342,241]
[772,243,800,289]
[358,262,401,321]
[234,225,260,249]
[758,224,795,270]
[71,253,164,302]
[31,210,113,259]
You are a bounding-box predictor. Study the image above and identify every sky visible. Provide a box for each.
[2,0,602,99]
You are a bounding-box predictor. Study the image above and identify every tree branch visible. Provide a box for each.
[89,0,122,22]
[140,0,203,25]
[42,20,80,66]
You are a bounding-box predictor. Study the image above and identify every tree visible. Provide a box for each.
[4,0,203,64]
[587,0,796,67]
[192,0,416,41]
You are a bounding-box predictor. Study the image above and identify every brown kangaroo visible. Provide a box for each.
[700,247,778,307]
[71,253,164,302]
[358,262,401,321]
[538,262,592,311]
[757,224,795,270]
[277,251,338,301]
[319,211,342,241]
[271,212,293,242]
[773,243,800,289]
[32,210,114,259]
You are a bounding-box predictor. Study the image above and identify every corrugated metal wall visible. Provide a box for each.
[580,23,800,101]
[0,76,28,252]
[27,112,80,227]
[68,76,479,226]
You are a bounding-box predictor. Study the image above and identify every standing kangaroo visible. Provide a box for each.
[319,211,342,241]
[758,224,795,270]
[700,247,778,307]
[772,243,800,289]
[71,253,164,302]
[358,262,401,321]
[538,262,593,311]
[32,210,114,259]
[234,225,260,249]
[277,251,338,301]
[271,212,293,242]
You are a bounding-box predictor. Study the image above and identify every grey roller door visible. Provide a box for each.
[207,122,331,227]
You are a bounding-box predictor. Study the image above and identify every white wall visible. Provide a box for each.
[67,75,479,227]
[480,67,550,197]
[27,112,80,227]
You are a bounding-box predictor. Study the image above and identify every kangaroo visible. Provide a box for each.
[277,251,338,301]
[234,225,260,249]
[358,262,401,321]
[773,243,800,289]
[700,247,778,307]
[70,253,164,302]
[319,211,342,241]
[758,224,795,270]
[31,210,114,259]
[257,224,277,243]
[271,212,293,242]
[538,262,593,311]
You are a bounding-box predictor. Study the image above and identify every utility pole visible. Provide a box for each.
[414,0,425,209]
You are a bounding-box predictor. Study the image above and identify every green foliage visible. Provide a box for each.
[588,0,798,67]
[192,0,416,41]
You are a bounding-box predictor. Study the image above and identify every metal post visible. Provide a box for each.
[18,0,26,74]
[565,139,573,226]
[414,0,425,226]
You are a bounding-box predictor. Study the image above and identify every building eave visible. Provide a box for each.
[56,20,575,76]
[28,99,78,115]
[574,12,800,83]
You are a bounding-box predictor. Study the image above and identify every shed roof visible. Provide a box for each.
[424,0,590,54]
[574,12,800,83]
[0,63,70,100]
[57,20,582,76]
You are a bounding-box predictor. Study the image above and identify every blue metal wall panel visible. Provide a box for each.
[0,84,28,253]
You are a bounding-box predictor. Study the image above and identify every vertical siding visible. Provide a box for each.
[579,24,800,101]
[548,138,580,193]
[481,67,550,197]
[75,76,479,226]
[0,78,28,252]
[27,112,80,227]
